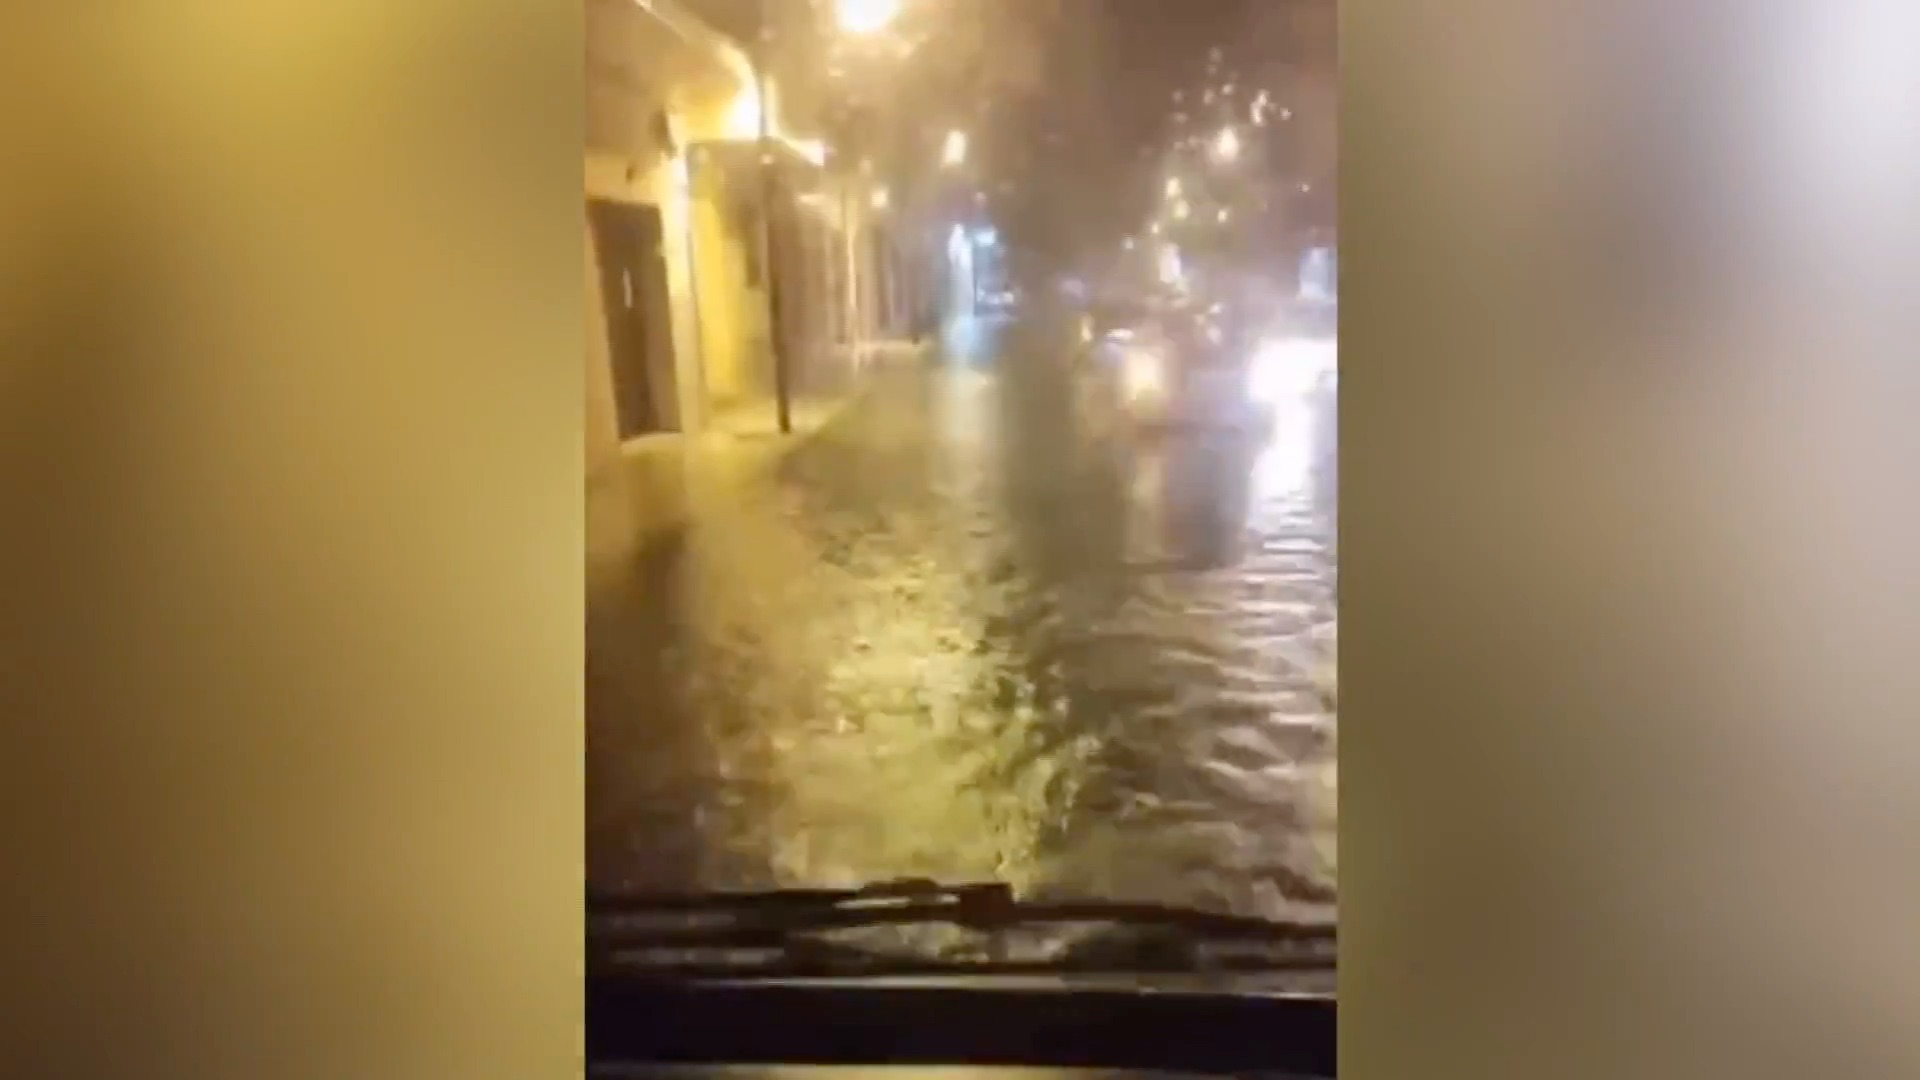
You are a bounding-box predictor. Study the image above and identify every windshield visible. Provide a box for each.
[587,0,1337,940]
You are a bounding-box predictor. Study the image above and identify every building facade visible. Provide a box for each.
[584,0,903,483]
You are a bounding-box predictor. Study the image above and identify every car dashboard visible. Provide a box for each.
[606,1060,1328,1068]
[588,979,1335,1078]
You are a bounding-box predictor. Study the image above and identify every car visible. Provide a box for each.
[981,287,1022,312]
[1081,298,1155,346]
[1094,305,1271,436]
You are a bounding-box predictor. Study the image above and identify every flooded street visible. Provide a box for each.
[588,317,1337,921]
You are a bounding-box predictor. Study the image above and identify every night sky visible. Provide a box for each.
[983,1,1336,275]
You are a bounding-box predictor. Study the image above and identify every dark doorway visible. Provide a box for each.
[588,198,678,438]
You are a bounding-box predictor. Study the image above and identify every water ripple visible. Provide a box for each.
[588,359,1338,920]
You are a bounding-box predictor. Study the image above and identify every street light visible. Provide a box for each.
[942,129,968,167]
[836,0,902,34]
[1212,126,1242,163]
[749,0,905,435]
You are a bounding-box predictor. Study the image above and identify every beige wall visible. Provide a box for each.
[583,146,785,450]
[583,144,716,430]
[677,91,771,410]
[688,186,768,406]
[583,0,903,473]
[585,0,754,477]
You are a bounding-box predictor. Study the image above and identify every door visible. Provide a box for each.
[587,198,678,438]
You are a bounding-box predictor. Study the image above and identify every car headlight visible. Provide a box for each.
[1123,349,1165,400]
[1247,339,1336,404]
[1246,343,1292,404]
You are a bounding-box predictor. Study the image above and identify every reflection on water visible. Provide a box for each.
[588,349,1337,921]
[1255,401,1317,504]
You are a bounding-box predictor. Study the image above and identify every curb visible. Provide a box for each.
[588,344,930,583]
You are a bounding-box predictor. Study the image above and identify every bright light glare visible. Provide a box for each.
[1158,245,1184,286]
[1247,339,1336,405]
[1172,199,1191,220]
[871,187,890,210]
[1123,349,1165,401]
[1247,349,1289,405]
[942,130,969,167]
[1212,126,1242,162]
[1252,410,1315,502]
[1165,177,1182,199]
[727,85,764,138]
[836,0,901,34]
[1299,246,1335,301]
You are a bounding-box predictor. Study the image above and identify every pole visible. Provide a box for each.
[843,184,862,365]
[754,9,793,433]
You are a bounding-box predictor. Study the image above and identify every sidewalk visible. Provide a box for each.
[587,338,930,583]
[704,338,929,439]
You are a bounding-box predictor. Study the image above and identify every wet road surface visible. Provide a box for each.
[588,317,1337,921]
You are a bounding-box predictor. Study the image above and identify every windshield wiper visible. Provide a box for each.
[589,878,1330,941]
[587,878,1335,978]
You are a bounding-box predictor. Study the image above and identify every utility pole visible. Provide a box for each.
[843,182,862,363]
[756,0,793,433]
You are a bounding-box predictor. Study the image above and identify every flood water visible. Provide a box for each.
[587,318,1337,922]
